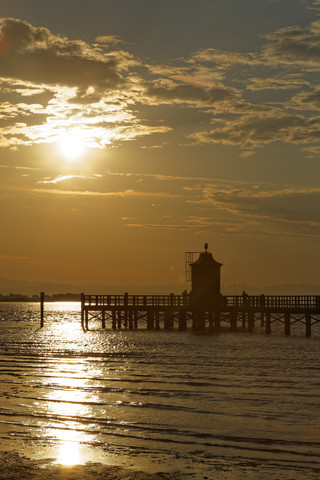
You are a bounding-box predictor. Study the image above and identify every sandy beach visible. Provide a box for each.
[0,452,184,480]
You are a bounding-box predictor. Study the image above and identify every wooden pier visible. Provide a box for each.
[80,293,320,337]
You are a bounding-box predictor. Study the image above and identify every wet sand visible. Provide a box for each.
[0,452,183,480]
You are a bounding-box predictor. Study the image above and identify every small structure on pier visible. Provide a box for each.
[190,243,222,308]
[80,243,320,337]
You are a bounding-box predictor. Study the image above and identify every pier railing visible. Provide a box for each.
[83,294,189,307]
[82,294,320,311]
[225,295,320,309]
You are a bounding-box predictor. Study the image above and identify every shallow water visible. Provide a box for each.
[0,302,320,479]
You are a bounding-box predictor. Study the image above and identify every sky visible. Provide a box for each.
[1,0,320,291]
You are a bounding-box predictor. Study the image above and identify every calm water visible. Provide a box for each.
[0,302,320,479]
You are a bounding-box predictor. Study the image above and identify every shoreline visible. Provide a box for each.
[0,452,182,480]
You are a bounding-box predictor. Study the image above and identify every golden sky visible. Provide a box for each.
[1,0,320,290]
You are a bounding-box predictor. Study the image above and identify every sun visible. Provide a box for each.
[59,134,85,160]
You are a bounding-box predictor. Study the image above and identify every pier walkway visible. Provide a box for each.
[81,293,320,337]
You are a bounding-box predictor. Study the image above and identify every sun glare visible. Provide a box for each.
[59,135,85,160]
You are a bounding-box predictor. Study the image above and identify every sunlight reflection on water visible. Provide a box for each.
[43,358,101,465]
[55,433,81,465]
[57,443,80,465]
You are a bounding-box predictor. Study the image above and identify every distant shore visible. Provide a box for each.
[0,293,80,302]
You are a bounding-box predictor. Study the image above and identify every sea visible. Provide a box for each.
[0,302,320,480]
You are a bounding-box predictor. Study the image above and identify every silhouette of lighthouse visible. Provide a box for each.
[190,243,222,308]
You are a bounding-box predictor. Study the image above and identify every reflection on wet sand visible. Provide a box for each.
[56,437,80,465]
[0,451,174,480]
[44,355,99,465]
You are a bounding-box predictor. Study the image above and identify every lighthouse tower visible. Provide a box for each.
[190,243,222,307]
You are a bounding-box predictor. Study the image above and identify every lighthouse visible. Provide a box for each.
[190,243,222,308]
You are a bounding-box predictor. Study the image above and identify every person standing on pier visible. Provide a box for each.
[242,291,248,306]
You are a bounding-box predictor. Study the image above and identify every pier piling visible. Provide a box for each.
[248,311,255,333]
[285,312,291,336]
[40,292,44,328]
[230,311,237,332]
[265,312,271,335]
[306,312,311,338]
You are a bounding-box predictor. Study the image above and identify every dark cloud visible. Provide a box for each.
[190,48,259,66]
[247,77,309,91]
[293,88,320,109]
[1,51,121,89]
[0,17,54,52]
[0,18,123,89]
[262,20,320,67]
[189,114,320,147]
[145,84,237,105]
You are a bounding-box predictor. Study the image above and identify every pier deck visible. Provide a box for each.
[81,293,320,337]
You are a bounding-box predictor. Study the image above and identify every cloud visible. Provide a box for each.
[40,175,88,184]
[0,18,124,88]
[0,164,39,171]
[188,114,320,147]
[0,101,45,119]
[199,183,320,231]
[0,254,28,260]
[247,77,310,90]
[82,172,320,236]
[5,168,319,238]
[309,0,320,9]
[1,14,320,155]
[121,219,257,234]
[302,144,320,156]
[187,20,320,77]
[29,187,183,199]
[190,48,259,66]
[95,35,124,45]
[262,19,320,67]
[0,18,174,149]
[292,87,320,109]
[144,83,238,106]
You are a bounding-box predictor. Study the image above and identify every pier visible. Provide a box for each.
[79,244,319,337]
[80,293,320,337]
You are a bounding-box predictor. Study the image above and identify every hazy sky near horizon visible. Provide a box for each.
[1,0,320,289]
